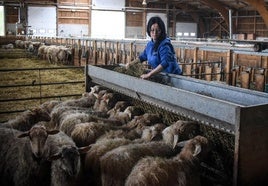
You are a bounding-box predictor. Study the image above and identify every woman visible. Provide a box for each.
[127,16,182,79]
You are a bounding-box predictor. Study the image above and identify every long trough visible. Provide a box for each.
[85,64,268,186]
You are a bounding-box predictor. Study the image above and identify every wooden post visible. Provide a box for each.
[255,74,265,91]
[232,68,237,86]
[226,50,232,85]
[205,65,212,81]
[93,40,98,65]
[240,71,250,89]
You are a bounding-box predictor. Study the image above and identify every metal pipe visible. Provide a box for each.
[229,9,232,40]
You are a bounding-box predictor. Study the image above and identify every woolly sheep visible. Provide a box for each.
[99,120,197,186]
[162,120,200,148]
[108,105,143,125]
[83,123,166,186]
[107,100,130,118]
[0,125,59,186]
[70,121,124,147]
[83,138,133,186]
[44,131,90,186]
[40,100,62,114]
[125,135,211,186]
[100,141,179,186]
[1,107,51,131]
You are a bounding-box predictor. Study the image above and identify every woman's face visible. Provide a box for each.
[150,23,161,41]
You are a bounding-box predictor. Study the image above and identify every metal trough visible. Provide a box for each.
[85,65,268,186]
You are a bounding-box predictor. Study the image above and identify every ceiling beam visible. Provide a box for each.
[200,0,229,28]
[173,4,206,37]
[244,0,268,28]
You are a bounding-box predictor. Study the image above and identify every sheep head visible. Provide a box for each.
[17,125,59,158]
[177,135,211,162]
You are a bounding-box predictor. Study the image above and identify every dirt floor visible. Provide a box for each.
[0,56,84,122]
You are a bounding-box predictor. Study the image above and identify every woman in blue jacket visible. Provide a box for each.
[127,16,182,79]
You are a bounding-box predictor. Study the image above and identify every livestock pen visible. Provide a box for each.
[85,64,268,186]
[0,57,84,122]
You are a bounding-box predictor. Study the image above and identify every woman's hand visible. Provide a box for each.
[140,73,151,79]
[140,64,163,79]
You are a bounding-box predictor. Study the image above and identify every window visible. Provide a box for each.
[0,6,4,36]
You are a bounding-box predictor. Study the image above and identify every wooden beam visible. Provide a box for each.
[200,0,229,29]
[174,4,206,37]
[244,0,268,28]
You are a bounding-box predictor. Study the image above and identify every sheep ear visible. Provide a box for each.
[176,140,188,148]
[17,131,30,138]
[48,153,62,161]
[173,134,179,149]
[78,145,92,154]
[93,93,99,98]
[47,129,60,135]
[193,144,201,157]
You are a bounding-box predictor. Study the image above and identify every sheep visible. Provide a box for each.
[83,138,133,186]
[40,100,62,114]
[49,105,91,129]
[70,120,126,147]
[106,100,130,118]
[125,135,211,186]
[100,141,179,186]
[82,123,166,186]
[47,45,61,64]
[162,120,200,148]
[108,105,144,125]
[1,107,51,131]
[0,125,59,186]
[44,131,91,186]
[1,43,14,49]
[57,46,73,65]
[99,120,199,186]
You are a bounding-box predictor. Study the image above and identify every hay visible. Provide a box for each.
[0,58,84,122]
[113,62,146,77]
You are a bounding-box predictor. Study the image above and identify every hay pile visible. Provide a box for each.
[0,58,84,122]
[113,63,146,77]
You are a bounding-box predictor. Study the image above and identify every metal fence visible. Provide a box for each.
[0,66,84,116]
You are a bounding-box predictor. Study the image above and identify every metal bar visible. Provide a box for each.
[155,72,268,106]
[0,81,84,88]
[0,66,83,72]
[86,65,245,133]
[0,94,82,102]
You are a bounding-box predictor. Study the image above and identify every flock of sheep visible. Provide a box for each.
[5,39,73,65]
[0,84,211,186]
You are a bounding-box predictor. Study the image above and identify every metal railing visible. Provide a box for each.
[0,66,84,115]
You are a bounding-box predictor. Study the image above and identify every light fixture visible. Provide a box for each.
[142,0,147,6]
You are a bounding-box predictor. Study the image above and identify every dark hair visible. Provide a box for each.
[147,16,167,51]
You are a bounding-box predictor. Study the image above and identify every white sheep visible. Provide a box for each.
[99,120,199,186]
[81,122,167,186]
[1,107,51,131]
[0,125,59,186]
[125,135,211,186]
[162,120,200,148]
[100,141,179,186]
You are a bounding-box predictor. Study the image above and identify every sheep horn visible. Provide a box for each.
[193,144,201,157]
[78,145,92,154]
[173,134,179,149]
[47,129,60,135]
[17,131,30,138]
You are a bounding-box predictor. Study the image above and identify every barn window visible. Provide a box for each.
[0,6,4,36]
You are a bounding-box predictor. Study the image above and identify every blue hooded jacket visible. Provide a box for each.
[139,38,182,75]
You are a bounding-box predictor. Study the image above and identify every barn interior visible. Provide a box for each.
[0,1,268,186]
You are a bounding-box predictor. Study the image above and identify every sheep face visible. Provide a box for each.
[58,146,81,176]
[18,125,59,158]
